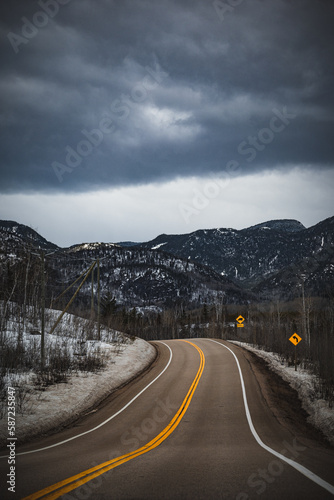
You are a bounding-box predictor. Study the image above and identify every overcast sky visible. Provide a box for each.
[0,0,333,246]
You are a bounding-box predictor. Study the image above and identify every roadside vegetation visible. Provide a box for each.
[100,293,334,407]
[0,300,130,420]
[1,249,333,410]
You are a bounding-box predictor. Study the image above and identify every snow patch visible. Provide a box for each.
[151,242,167,250]
[0,308,156,447]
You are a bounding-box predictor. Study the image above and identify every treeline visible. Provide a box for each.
[99,294,334,406]
[243,297,334,404]
[1,250,333,406]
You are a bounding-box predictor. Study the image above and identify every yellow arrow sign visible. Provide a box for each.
[289,333,302,346]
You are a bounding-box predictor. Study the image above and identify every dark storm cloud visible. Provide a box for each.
[0,0,333,192]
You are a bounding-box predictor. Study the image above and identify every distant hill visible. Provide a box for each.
[0,222,252,310]
[251,217,334,300]
[246,219,306,232]
[0,220,59,252]
[1,217,333,306]
[129,217,334,297]
[116,241,142,247]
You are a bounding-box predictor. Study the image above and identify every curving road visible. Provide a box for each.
[1,339,334,499]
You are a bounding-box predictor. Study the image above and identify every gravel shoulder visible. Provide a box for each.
[234,343,333,449]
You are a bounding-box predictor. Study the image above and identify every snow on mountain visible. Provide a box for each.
[69,242,120,252]
[0,222,253,311]
[135,217,334,298]
[151,242,167,250]
[1,217,333,305]
[0,220,58,251]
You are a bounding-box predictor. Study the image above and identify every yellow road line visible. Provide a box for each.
[23,340,205,500]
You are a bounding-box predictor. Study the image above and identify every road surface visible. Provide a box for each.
[1,339,334,499]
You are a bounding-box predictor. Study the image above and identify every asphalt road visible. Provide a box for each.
[1,339,334,499]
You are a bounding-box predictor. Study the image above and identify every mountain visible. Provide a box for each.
[1,217,333,309]
[0,222,252,311]
[246,219,306,232]
[252,218,334,300]
[64,243,251,308]
[0,220,59,252]
[252,252,334,301]
[129,217,334,296]
[117,241,142,247]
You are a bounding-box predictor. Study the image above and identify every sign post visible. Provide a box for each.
[289,333,302,371]
[236,316,245,346]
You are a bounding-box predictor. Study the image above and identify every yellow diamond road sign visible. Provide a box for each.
[236,315,245,327]
[289,333,302,346]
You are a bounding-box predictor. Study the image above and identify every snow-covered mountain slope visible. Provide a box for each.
[0,225,253,310]
[60,244,253,308]
[1,217,333,305]
[133,217,334,296]
[0,220,58,252]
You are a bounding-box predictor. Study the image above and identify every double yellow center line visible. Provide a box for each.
[24,340,205,500]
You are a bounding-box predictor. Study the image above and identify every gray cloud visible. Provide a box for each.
[1,0,334,193]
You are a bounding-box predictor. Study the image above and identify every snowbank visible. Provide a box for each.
[3,338,155,447]
[229,341,334,446]
[0,307,156,448]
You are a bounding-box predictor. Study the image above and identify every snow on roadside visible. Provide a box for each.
[228,341,334,446]
[0,309,156,448]
[3,338,155,448]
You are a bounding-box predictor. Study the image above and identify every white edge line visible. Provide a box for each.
[0,341,172,458]
[207,339,334,496]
